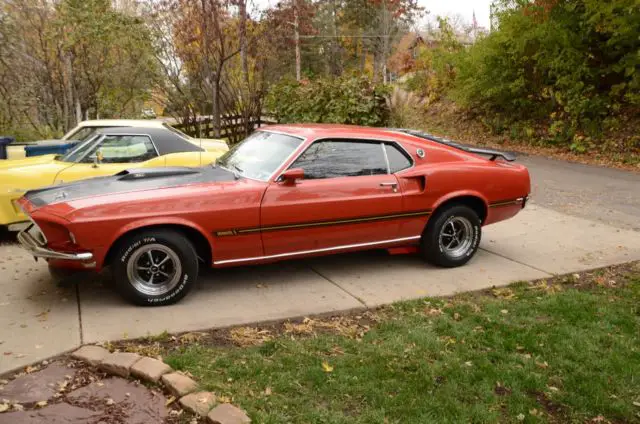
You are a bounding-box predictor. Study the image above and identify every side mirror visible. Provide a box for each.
[279,168,304,184]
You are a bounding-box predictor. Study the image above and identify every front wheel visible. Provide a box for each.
[111,230,198,306]
[421,205,481,267]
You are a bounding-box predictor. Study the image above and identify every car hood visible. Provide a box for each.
[23,166,237,209]
[0,154,61,169]
[0,155,73,192]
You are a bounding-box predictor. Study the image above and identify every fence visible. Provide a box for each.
[174,114,278,141]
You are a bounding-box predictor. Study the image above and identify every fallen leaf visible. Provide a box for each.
[218,395,231,403]
[536,361,549,369]
[464,361,473,367]
[0,404,8,413]
[516,413,525,421]
[321,361,334,373]
[105,398,115,406]
[264,386,272,396]
[492,287,515,299]
[165,396,176,406]
[35,400,47,408]
[453,312,461,321]
[500,309,509,314]
[12,404,24,411]
[633,401,640,407]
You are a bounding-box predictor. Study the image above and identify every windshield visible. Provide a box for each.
[216,131,303,181]
[60,134,103,163]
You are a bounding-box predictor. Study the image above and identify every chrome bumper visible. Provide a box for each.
[17,229,93,261]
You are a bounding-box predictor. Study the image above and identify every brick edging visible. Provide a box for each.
[71,345,251,424]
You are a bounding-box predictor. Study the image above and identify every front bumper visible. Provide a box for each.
[17,226,93,261]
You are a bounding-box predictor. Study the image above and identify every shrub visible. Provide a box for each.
[450,0,640,145]
[265,75,390,127]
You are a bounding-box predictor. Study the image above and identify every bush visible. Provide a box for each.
[450,0,640,145]
[265,75,390,127]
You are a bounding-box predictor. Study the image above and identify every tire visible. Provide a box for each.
[111,229,198,306]
[421,204,481,267]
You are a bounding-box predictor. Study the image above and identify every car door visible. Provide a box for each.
[260,139,405,256]
[54,134,160,184]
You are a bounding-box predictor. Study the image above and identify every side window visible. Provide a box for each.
[291,140,387,179]
[385,143,412,173]
[82,135,157,164]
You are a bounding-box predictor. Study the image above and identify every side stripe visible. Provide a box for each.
[214,209,432,237]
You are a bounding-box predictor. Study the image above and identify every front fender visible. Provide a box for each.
[100,216,215,268]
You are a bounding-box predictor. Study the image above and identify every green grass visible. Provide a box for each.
[164,269,640,423]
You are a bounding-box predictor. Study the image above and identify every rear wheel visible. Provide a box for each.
[421,204,481,267]
[111,229,198,306]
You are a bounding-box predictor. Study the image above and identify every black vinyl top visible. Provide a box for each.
[95,127,204,155]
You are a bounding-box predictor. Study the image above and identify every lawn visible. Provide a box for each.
[158,264,640,424]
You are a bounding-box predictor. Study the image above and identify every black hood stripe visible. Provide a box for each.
[24,166,236,207]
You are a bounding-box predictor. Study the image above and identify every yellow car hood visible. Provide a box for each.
[0,155,72,189]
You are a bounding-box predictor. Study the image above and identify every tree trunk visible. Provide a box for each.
[293,0,301,81]
[238,0,251,136]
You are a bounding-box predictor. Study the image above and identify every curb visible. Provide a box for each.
[71,345,251,424]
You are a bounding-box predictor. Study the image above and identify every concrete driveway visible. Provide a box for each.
[1,155,639,375]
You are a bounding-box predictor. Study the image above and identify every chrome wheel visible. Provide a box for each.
[126,244,182,296]
[438,216,474,259]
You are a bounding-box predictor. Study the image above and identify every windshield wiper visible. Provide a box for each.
[216,163,242,180]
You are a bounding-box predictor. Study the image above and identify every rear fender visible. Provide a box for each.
[431,190,489,221]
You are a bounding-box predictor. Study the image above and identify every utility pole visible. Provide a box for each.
[293,0,301,81]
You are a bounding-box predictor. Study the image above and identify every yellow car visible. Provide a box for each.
[0,126,228,230]
[6,119,227,160]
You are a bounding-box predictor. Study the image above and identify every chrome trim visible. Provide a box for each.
[75,133,160,164]
[381,142,391,174]
[213,235,421,265]
[17,230,93,261]
[7,221,30,232]
[279,136,416,180]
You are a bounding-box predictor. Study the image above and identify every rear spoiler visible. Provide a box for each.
[391,129,516,162]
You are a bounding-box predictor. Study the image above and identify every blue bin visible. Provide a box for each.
[0,136,15,160]
[24,140,79,157]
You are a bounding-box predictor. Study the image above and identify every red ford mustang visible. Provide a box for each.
[17,125,530,305]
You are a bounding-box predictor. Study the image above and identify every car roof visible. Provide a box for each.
[260,123,416,141]
[93,126,203,155]
[77,119,171,128]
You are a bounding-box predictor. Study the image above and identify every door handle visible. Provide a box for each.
[380,182,398,192]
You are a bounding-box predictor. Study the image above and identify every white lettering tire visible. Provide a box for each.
[112,229,198,306]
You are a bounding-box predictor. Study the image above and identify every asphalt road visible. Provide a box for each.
[519,155,640,231]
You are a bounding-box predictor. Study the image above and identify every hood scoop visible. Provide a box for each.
[115,167,200,181]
